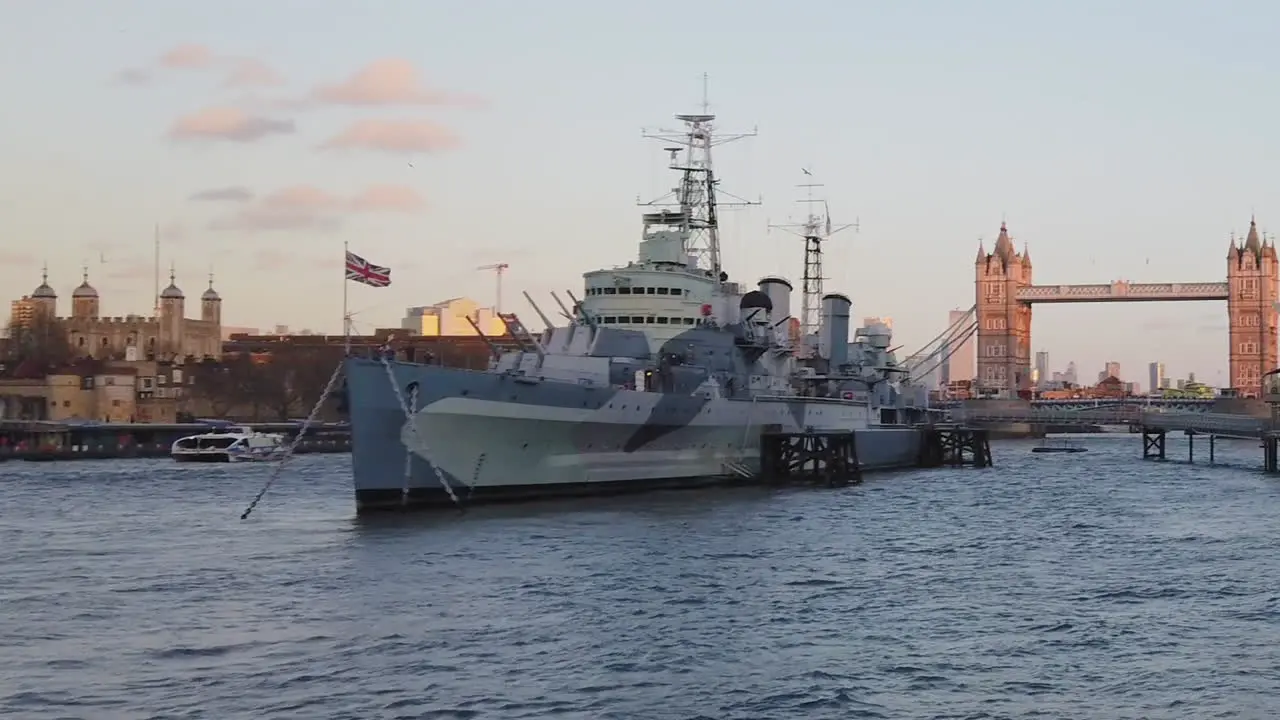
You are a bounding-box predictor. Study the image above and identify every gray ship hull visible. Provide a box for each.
[344,357,922,512]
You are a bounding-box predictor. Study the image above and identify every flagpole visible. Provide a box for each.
[342,240,351,355]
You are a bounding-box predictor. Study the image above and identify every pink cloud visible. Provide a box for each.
[255,249,335,271]
[159,44,215,69]
[311,58,478,106]
[106,260,155,281]
[209,184,425,233]
[350,185,427,213]
[320,119,459,153]
[0,250,35,266]
[224,58,285,87]
[113,44,286,89]
[168,107,295,143]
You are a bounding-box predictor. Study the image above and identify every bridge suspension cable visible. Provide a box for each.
[900,304,977,382]
[907,321,978,386]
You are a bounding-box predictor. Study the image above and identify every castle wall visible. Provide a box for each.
[57,304,221,361]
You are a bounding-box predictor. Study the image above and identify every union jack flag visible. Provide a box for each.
[345,250,391,288]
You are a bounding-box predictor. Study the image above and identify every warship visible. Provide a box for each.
[342,106,929,512]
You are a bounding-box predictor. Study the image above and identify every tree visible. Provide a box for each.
[4,313,73,373]
[188,357,239,418]
[256,347,344,421]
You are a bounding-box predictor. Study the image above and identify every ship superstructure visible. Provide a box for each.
[579,110,757,350]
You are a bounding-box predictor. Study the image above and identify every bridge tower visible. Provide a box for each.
[974,222,1033,398]
[1227,218,1279,397]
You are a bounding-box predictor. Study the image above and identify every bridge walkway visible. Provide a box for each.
[951,407,1271,439]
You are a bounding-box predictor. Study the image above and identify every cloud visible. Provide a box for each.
[254,249,333,272]
[319,118,459,154]
[111,68,151,86]
[159,44,215,69]
[113,44,285,89]
[105,260,155,281]
[0,250,35,266]
[210,184,425,233]
[311,58,478,106]
[350,184,427,212]
[189,186,255,202]
[168,107,295,143]
[160,221,187,243]
[224,58,284,88]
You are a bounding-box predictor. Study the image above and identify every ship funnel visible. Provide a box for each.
[739,290,772,341]
[819,293,852,368]
[758,276,792,345]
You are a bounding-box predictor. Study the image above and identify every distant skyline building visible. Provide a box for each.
[1100,361,1121,382]
[1035,350,1050,388]
[905,350,940,389]
[1149,362,1165,395]
[402,297,506,336]
[942,308,975,386]
[863,316,893,331]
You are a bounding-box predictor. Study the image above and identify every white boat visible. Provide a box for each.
[170,426,287,463]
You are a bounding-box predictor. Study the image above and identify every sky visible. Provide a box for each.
[2,0,1279,387]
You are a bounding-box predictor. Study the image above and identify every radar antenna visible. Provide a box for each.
[638,73,759,279]
[768,170,859,349]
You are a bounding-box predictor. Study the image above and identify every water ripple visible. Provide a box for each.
[1,436,1279,718]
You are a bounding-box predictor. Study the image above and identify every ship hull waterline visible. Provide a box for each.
[344,358,923,513]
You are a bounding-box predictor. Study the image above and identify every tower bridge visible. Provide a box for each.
[975,219,1279,398]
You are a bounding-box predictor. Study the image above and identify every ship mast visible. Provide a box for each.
[769,171,858,351]
[639,75,758,279]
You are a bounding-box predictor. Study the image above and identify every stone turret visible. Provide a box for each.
[201,273,221,325]
[159,266,185,357]
[71,267,100,319]
[30,265,57,317]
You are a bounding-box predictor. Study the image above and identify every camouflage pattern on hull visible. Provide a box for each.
[344,357,922,512]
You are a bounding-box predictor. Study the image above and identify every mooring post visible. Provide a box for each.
[1187,431,1194,464]
[1209,435,1215,464]
[1142,428,1166,461]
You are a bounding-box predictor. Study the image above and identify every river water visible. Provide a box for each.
[2,435,1279,719]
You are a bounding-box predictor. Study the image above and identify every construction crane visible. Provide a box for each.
[477,263,510,313]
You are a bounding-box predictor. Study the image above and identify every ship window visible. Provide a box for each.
[657,288,669,295]
[631,316,644,323]
[657,317,669,324]
[604,288,616,295]
[684,318,695,325]
[672,288,683,295]
[619,287,631,295]
[647,287,656,295]
[645,317,655,324]
[603,316,616,324]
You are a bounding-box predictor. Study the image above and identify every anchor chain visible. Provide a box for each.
[240,360,345,520]
[401,384,418,507]
[380,355,464,511]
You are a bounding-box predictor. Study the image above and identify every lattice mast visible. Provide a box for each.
[769,172,859,340]
[639,74,758,279]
